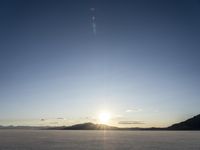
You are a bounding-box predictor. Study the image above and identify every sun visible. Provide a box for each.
[98,112,111,124]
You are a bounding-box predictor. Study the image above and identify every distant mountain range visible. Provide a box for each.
[49,114,200,131]
[1,114,200,130]
[50,122,119,130]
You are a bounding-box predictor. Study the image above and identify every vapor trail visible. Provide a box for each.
[90,8,96,35]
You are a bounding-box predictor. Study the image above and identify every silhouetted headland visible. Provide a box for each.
[168,114,200,130]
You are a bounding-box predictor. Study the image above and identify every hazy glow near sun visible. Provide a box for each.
[98,112,111,124]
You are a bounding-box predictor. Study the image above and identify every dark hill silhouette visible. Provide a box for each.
[168,114,200,130]
[63,122,119,130]
[48,122,161,130]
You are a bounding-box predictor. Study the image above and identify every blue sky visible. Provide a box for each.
[0,0,200,127]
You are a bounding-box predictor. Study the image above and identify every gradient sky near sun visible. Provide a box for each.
[0,0,200,127]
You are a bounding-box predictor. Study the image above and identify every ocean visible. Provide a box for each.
[0,130,199,150]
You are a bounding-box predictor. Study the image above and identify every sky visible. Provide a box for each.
[0,0,200,127]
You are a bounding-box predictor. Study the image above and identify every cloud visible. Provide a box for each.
[115,114,124,118]
[125,108,142,113]
[126,109,133,113]
[90,8,95,11]
[90,8,97,35]
[92,20,96,35]
[118,121,144,125]
[56,118,64,120]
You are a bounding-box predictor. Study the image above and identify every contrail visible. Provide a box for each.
[90,8,96,35]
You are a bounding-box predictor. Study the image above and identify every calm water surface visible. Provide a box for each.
[0,130,199,150]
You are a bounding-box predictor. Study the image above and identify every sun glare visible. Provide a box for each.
[98,112,111,124]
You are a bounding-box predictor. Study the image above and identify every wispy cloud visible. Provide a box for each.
[90,8,97,35]
[115,114,124,118]
[126,109,133,113]
[118,121,144,125]
[92,21,96,35]
[125,108,142,113]
[56,118,65,120]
